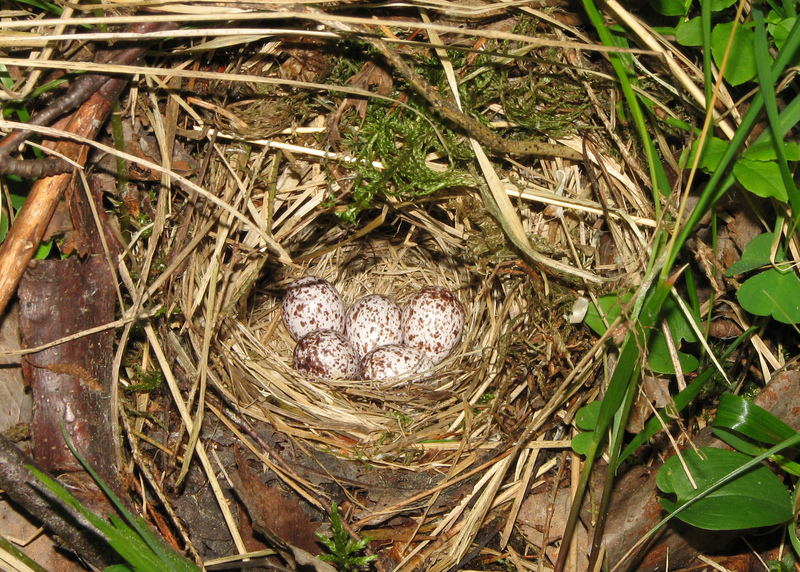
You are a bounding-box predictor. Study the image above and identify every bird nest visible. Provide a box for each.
[200,187,564,456]
[219,212,521,457]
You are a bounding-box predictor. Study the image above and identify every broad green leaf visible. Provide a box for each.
[572,401,609,456]
[571,431,594,455]
[712,22,758,85]
[651,26,678,35]
[738,267,800,323]
[646,333,699,374]
[713,427,765,456]
[676,17,703,46]
[712,393,798,445]
[585,292,698,341]
[586,293,699,373]
[742,140,800,161]
[727,232,783,275]
[657,447,793,529]
[9,193,26,210]
[661,294,700,343]
[34,240,52,260]
[733,157,790,201]
[575,400,602,430]
[642,294,702,374]
[770,16,798,51]
[683,137,729,172]
[620,328,754,466]
[649,0,690,16]
[710,0,737,10]
[584,292,632,335]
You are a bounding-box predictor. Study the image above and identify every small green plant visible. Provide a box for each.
[725,232,800,324]
[333,92,472,223]
[584,292,702,374]
[124,366,164,393]
[571,400,603,456]
[554,0,800,566]
[316,502,376,571]
[666,0,798,87]
[685,137,800,203]
[768,552,797,572]
[656,393,799,532]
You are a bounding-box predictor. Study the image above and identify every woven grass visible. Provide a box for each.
[217,197,533,455]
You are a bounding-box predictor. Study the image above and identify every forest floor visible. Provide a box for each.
[0,1,798,571]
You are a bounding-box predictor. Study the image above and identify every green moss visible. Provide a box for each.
[329,81,474,222]
[328,20,593,221]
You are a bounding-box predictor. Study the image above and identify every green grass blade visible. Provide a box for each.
[712,393,799,445]
[0,532,51,572]
[580,0,671,204]
[58,426,163,558]
[555,273,672,572]
[57,426,200,571]
[752,4,800,232]
[702,0,713,107]
[12,0,62,16]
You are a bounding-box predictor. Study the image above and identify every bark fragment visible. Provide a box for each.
[19,256,118,507]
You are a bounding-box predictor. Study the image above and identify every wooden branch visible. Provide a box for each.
[0,21,178,319]
[0,76,126,319]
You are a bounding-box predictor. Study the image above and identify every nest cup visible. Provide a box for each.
[233,229,496,452]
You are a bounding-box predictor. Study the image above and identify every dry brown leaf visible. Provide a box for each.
[327,60,393,150]
[626,375,671,434]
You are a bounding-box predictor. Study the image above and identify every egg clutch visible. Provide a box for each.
[281,276,465,383]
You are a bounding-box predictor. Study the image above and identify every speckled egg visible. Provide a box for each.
[345,294,403,358]
[402,286,464,365]
[360,344,434,382]
[282,276,345,342]
[294,330,359,380]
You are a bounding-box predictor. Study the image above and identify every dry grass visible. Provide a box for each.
[0,0,699,569]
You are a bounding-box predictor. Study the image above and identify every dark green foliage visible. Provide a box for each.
[316,502,376,571]
[334,95,473,223]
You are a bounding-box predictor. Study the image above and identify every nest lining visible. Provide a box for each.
[223,221,525,453]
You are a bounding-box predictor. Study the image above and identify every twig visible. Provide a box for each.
[0,22,179,178]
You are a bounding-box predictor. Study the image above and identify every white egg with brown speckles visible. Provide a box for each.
[346,294,403,359]
[360,344,434,382]
[282,276,345,342]
[294,330,359,380]
[402,286,464,365]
